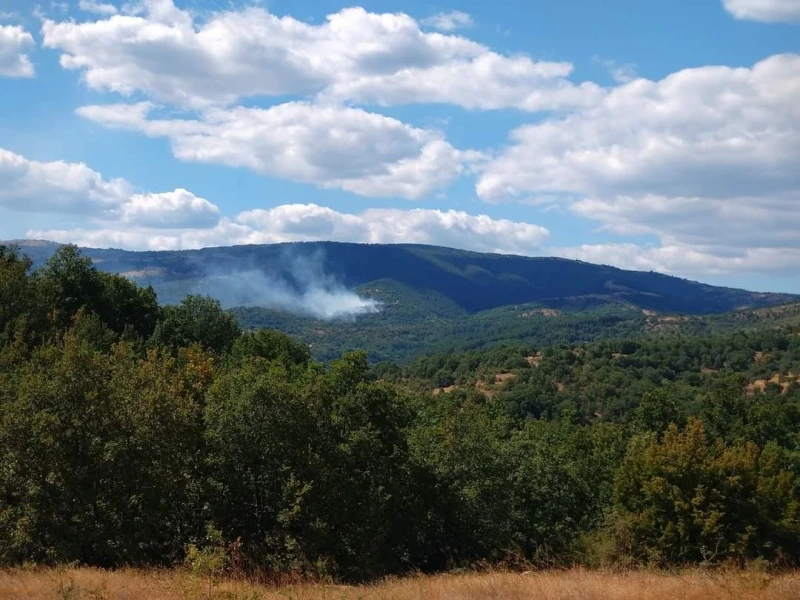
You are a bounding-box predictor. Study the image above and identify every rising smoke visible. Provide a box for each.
[194,250,380,320]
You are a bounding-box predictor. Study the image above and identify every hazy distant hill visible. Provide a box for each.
[7,240,799,361]
[8,240,796,313]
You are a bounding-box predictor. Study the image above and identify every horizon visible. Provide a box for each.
[7,236,799,296]
[1,0,799,293]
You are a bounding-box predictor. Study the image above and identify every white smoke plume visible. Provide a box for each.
[190,250,380,320]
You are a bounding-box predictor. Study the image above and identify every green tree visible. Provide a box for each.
[0,332,210,565]
[34,245,159,338]
[150,295,240,354]
[409,393,516,565]
[206,351,421,580]
[0,246,35,335]
[612,418,800,566]
[631,389,682,436]
[231,329,310,366]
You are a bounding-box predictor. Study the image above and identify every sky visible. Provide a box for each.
[0,0,799,292]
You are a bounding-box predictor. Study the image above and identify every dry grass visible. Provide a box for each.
[2,567,800,600]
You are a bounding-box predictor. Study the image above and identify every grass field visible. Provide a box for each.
[2,567,799,600]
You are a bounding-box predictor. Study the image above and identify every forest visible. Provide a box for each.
[14,239,800,364]
[1,244,799,582]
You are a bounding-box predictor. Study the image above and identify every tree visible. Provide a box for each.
[205,351,421,580]
[0,332,210,565]
[0,245,34,334]
[150,295,240,354]
[231,329,310,366]
[612,418,800,566]
[34,245,159,338]
[35,245,99,325]
[631,389,682,436]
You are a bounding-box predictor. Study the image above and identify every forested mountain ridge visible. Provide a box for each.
[8,239,797,314]
[8,239,798,362]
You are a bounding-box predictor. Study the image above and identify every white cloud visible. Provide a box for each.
[0,147,219,228]
[0,25,35,78]
[570,193,800,249]
[0,148,128,214]
[238,204,550,254]
[78,102,478,199]
[478,54,800,203]
[476,54,800,273]
[79,0,119,16]
[29,220,257,251]
[592,56,637,83]
[722,0,800,23]
[122,188,220,228]
[552,244,800,276]
[42,2,596,110]
[29,203,550,254]
[319,54,603,111]
[421,10,473,32]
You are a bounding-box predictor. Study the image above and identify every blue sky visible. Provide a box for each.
[0,0,799,291]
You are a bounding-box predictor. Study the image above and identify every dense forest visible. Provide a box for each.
[12,240,799,363]
[1,244,799,581]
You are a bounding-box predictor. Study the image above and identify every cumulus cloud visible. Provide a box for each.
[29,203,550,254]
[238,204,550,254]
[319,54,603,111]
[478,54,800,203]
[0,148,128,214]
[421,10,474,32]
[476,54,800,273]
[0,147,219,228]
[29,220,256,251]
[552,244,800,276]
[78,0,118,15]
[0,25,35,78]
[722,0,800,23]
[570,193,800,250]
[121,189,220,228]
[42,2,597,110]
[78,102,478,199]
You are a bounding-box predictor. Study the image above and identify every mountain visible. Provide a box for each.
[9,239,796,312]
[7,240,799,361]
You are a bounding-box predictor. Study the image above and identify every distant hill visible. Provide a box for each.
[7,239,796,313]
[7,240,799,361]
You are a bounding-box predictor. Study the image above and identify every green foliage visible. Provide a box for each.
[631,389,682,436]
[612,419,800,566]
[150,295,240,354]
[185,525,230,579]
[2,244,800,581]
[231,329,310,366]
[36,245,159,338]
[0,333,209,565]
[0,246,35,334]
[205,350,422,579]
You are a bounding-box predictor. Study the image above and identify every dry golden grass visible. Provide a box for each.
[2,567,800,600]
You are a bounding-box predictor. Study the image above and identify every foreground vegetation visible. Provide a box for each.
[1,245,800,583]
[3,567,800,600]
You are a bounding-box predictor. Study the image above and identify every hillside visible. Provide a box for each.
[7,240,798,361]
[2,242,800,580]
[9,240,796,313]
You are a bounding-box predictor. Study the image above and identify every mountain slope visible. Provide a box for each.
[7,240,799,362]
[8,240,797,314]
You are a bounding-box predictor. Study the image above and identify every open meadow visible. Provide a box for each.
[2,568,800,600]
